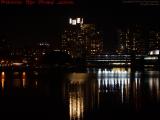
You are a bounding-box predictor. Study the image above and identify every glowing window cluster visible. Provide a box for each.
[69,18,83,25]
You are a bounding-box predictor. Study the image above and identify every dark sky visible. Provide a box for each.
[0,0,160,49]
[0,6,64,48]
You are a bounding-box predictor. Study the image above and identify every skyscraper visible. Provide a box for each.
[61,17,103,58]
[148,30,160,51]
[118,25,146,55]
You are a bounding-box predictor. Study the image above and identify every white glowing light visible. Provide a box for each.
[81,18,84,24]
[77,18,81,23]
[155,50,159,55]
[69,18,72,24]
[144,57,158,60]
[72,20,76,25]
[149,51,153,55]
[149,50,159,55]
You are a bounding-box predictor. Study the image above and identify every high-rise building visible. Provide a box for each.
[61,17,103,58]
[118,25,147,54]
[148,30,160,51]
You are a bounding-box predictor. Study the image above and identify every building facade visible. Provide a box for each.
[118,25,147,55]
[61,17,103,58]
[148,30,160,51]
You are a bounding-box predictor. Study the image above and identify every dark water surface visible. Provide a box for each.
[0,67,160,120]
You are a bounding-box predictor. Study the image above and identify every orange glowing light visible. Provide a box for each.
[68,73,88,84]
[1,78,5,89]
[12,63,23,66]
[1,72,5,79]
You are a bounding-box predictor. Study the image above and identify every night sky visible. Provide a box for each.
[0,0,160,49]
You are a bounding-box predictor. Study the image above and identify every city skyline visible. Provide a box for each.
[0,1,159,118]
[0,1,160,50]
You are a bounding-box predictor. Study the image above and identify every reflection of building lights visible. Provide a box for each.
[22,78,26,88]
[149,78,159,98]
[22,72,26,88]
[69,92,84,120]
[35,80,38,87]
[1,78,5,89]
[68,73,88,84]
[97,67,131,103]
[1,72,5,89]
[98,68,130,79]
[149,78,153,91]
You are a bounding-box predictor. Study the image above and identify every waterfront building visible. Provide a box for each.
[61,17,103,58]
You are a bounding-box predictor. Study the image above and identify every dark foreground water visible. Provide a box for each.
[0,66,160,120]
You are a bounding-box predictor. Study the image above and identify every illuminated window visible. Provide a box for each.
[72,20,77,25]
[77,18,81,23]
[69,18,72,24]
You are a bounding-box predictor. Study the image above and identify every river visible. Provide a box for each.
[0,66,160,120]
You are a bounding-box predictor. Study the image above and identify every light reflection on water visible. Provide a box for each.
[64,72,98,120]
[64,67,160,120]
[69,88,84,120]
[66,73,86,120]
[147,71,160,102]
[97,68,131,103]
[22,72,26,88]
[1,72,5,89]
[0,67,160,119]
[0,70,40,96]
